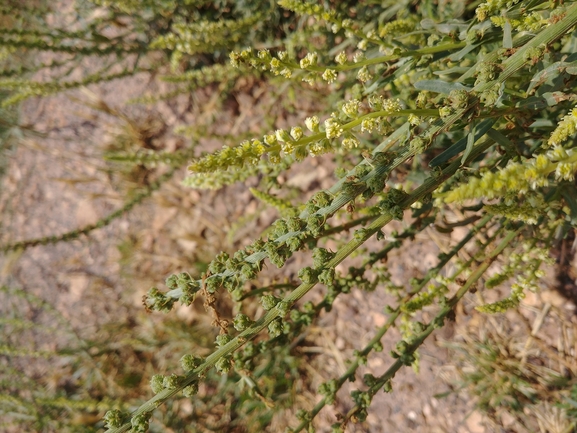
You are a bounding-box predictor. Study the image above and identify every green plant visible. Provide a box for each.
[3,0,577,432]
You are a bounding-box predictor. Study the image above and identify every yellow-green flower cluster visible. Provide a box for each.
[378,18,416,38]
[401,282,448,313]
[378,97,402,114]
[548,107,577,147]
[357,65,373,83]
[335,51,347,65]
[0,69,137,107]
[322,68,338,83]
[324,118,343,139]
[187,94,401,179]
[441,146,577,203]
[485,194,546,224]
[353,52,366,63]
[230,48,296,79]
[477,243,552,313]
[408,114,422,126]
[299,52,318,69]
[476,295,520,313]
[476,0,522,22]
[249,188,296,216]
[361,118,379,133]
[342,136,360,150]
[278,0,336,22]
[188,139,266,173]
[490,12,546,32]
[305,116,320,132]
[341,99,361,118]
[151,16,259,55]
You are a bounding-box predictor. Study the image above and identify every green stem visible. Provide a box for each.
[291,213,494,432]
[296,41,468,73]
[105,125,496,433]
[342,226,521,424]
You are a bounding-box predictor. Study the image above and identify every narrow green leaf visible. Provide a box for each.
[486,128,516,154]
[503,19,513,49]
[543,91,565,106]
[526,60,577,94]
[429,119,496,167]
[528,119,554,128]
[448,43,479,61]
[433,67,470,76]
[414,79,471,94]
[461,121,476,164]
[517,95,550,110]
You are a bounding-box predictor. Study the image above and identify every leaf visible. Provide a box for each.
[503,19,513,49]
[461,121,476,164]
[543,91,569,106]
[433,67,470,76]
[419,19,436,30]
[517,95,549,110]
[448,43,479,61]
[528,119,554,128]
[517,92,570,110]
[429,119,496,167]
[527,61,564,94]
[486,128,515,154]
[414,79,471,95]
[526,58,577,94]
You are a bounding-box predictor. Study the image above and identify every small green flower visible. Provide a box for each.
[307,214,325,236]
[324,118,343,139]
[215,356,232,373]
[268,319,284,338]
[183,382,199,397]
[312,191,333,208]
[322,69,337,83]
[150,374,165,394]
[361,118,378,133]
[353,52,366,63]
[354,228,371,241]
[351,390,371,408]
[335,51,347,65]
[264,134,277,146]
[299,52,318,69]
[276,300,291,316]
[342,99,361,118]
[163,374,181,390]
[181,354,203,372]
[342,136,360,149]
[216,334,232,347]
[357,65,373,82]
[131,412,152,433]
[318,268,336,285]
[261,294,280,310]
[305,116,320,132]
[312,248,335,269]
[290,126,304,140]
[276,129,292,143]
[298,266,319,284]
[233,313,254,331]
[104,409,125,429]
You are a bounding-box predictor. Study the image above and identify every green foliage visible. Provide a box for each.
[2,0,577,431]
